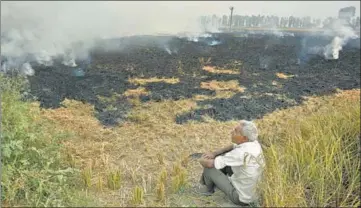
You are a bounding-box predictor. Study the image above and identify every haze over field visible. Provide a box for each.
[2,1,359,35]
[1,2,360,207]
[1,1,359,74]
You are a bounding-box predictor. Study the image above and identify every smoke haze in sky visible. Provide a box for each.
[2,1,359,36]
[1,1,359,71]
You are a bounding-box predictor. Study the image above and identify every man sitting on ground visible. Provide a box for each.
[198,120,265,206]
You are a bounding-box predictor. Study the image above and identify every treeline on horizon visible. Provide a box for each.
[199,14,361,30]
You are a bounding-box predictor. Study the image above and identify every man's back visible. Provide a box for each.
[216,140,265,203]
[202,120,265,205]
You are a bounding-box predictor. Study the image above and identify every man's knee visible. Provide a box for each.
[203,167,218,174]
[203,167,223,179]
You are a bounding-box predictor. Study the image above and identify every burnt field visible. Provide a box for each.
[26,33,360,126]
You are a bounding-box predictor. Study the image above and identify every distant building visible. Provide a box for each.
[338,6,356,19]
[338,6,356,26]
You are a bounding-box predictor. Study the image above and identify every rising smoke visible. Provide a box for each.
[296,18,359,65]
[1,1,359,75]
[0,1,204,74]
[323,19,359,60]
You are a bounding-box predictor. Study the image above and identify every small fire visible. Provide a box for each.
[324,36,343,60]
[62,58,77,67]
[164,46,178,55]
[35,50,53,66]
[21,62,35,76]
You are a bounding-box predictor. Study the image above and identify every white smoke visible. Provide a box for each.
[164,46,178,55]
[20,63,35,76]
[208,40,222,46]
[189,37,200,42]
[269,27,295,37]
[323,19,359,60]
[61,52,77,67]
[34,50,54,66]
[179,32,222,46]
[179,32,212,42]
[165,47,172,54]
[1,1,204,75]
[324,36,344,59]
[0,58,34,76]
[298,19,359,62]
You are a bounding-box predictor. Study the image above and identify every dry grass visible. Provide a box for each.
[123,87,149,97]
[256,89,360,207]
[193,90,237,101]
[39,95,234,206]
[200,80,246,92]
[271,80,283,88]
[202,66,239,75]
[156,182,166,203]
[198,57,212,66]
[276,72,295,79]
[38,79,360,207]
[128,77,180,85]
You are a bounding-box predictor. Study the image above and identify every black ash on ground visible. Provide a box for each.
[26,33,360,126]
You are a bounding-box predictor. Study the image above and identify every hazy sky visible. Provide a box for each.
[2,1,359,35]
[1,1,359,65]
[174,1,360,18]
[107,1,361,20]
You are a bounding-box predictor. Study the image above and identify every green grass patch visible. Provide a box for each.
[2,73,359,207]
[0,74,96,207]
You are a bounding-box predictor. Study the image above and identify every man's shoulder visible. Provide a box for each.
[235,141,263,155]
[237,140,262,149]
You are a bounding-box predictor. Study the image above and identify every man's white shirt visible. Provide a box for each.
[214,140,265,204]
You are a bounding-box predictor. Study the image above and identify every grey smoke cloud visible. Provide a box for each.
[1,1,359,73]
[0,1,204,69]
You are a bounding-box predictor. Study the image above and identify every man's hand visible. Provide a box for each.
[199,155,215,168]
[202,152,216,159]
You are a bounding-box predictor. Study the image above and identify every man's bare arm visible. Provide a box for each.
[199,157,215,168]
[199,145,233,168]
[212,144,234,157]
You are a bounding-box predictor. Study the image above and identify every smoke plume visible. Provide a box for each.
[323,19,359,60]
[1,1,204,74]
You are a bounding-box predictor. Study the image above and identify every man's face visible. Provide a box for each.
[231,123,246,143]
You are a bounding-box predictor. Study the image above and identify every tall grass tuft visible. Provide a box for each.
[81,167,93,188]
[156,182,166,203]
[131,186,144,205]
[106,170,122,190]
[171,163,188,193]
[259,91,360,207]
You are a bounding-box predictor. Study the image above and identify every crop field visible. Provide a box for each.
[27,33,360,126]
[2,31,360,207]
